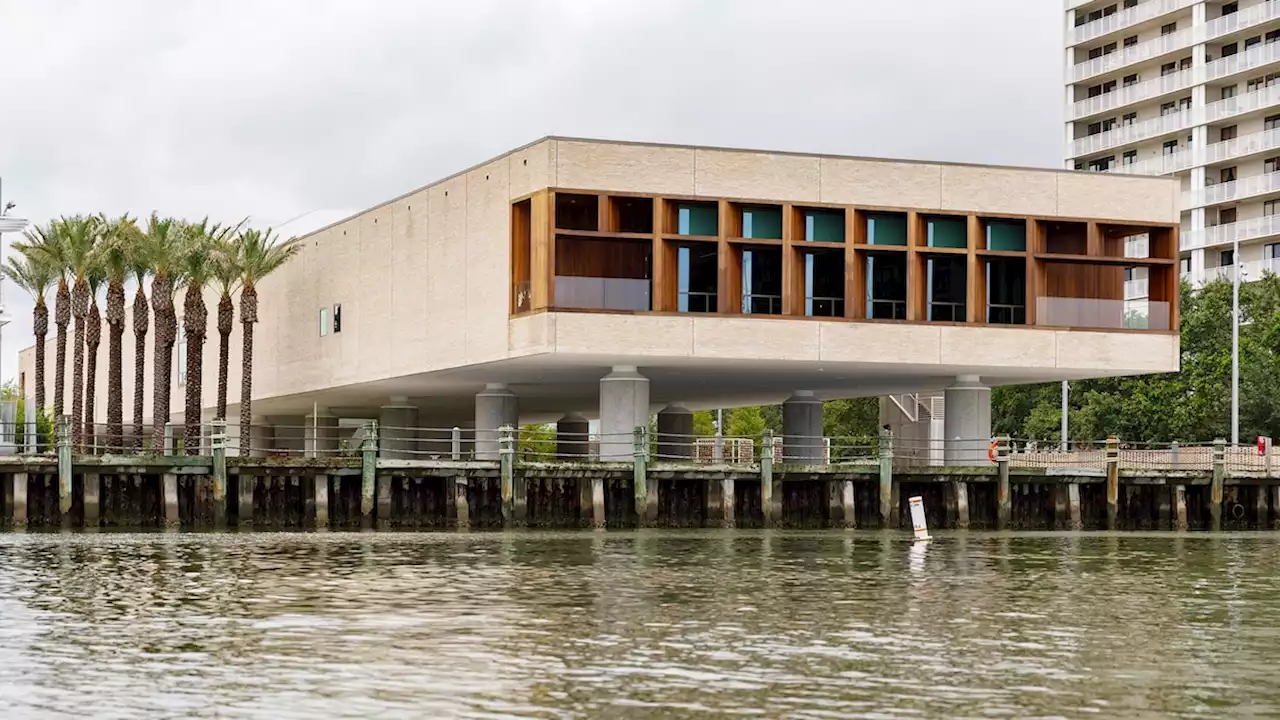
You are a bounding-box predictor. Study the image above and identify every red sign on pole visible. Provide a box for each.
[1259,436,1272,456]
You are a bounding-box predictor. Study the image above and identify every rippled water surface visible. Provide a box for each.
[2,531,1279,718]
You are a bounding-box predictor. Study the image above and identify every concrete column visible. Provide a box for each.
[304,409,340,459]
[162,473,179,528]
[721,478,735,528]
[782,391,824,463]
[599,367,649,461]
[314,474,329,528]
[1067,483,1083,530]
[1174,484,1189,530]
[952,480,969,529]
[83,473,99,528]
[556,413,589,460]
[656,404,694,460]
[476,384,518,461]
[10,472,26,528]
[379,397,419,460]
[943,376,991,465]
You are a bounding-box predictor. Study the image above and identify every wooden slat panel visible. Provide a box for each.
[967,214,982,323]
[1025,218,1037,325]
[652,198,670,312]
[845,209,863,319]
[906,211,925,321]
[530,190,553,309]
[782,204,797,316]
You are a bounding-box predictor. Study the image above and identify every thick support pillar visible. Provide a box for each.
[10,473,26,528]
[361,421,378,526]
[953,480,970,529]
[162,473,179,528]
[1211,439,1225,531]
[879,429,895,528]
[314,474,329,528]
[1158,485,1172,529]
[379,398,418,461]
[656,405,695,460]
[996,436,1011,530]
[211,420,227,529]
[556,413,589,460]
[1174,484,1189,530]
[476,385,518,461]
[782,391,824,464]
[599,367,649,461]
[376,477,392,528]
[1068,483,1083,530]
[720,478,735,528]
[304,410,340,459]
[454,476,469,529]
[761,429,776,526]
[1272,486,1280,530]
[1106,435,1120,530]
[943,376,992,466]
[83,473,99,528]
[57,416,71,521]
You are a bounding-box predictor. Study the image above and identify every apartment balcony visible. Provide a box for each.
[1124,277,1150,299]
[1072,69,1193,120]
[1205,127,1280,167]
[1183,213,1280,251]
[1185,170,1280,207]
[1205,0,1280,43]
[1183,257,1280,287]
[1204,83,1280,124]
[1069,0,1197,47]
[1207,39,1280,83]
[1072,109,1193,157]
[1069,27,1194,83]
[1107,149,1195,175]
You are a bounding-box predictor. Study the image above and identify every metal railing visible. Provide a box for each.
[1183,257,1280,287]
[1187,169,1280,208]
[1072,69,1193,120]
[1072,109,1192,157]
[1186,215,1280,251]
[742,293,782,315]
[1204,126,1280,167]
[1205,83,1280,124]
[1069,27,1195,83]
[1206,1,1280,43]
[1069,0,1197,47]
[1207,38,1280,82]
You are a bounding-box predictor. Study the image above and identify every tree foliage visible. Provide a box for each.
[994,276,1280,444]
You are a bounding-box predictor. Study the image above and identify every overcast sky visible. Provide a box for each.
[0,0,1063,387]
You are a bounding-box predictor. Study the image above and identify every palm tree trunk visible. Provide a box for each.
[183,285,206,455]
[54,282,69,420]
[239,284,257,453]
[151,275,175,453]
[33,302,47,452]
[106,281,125,452]
[84,301,100,453]
[71,280,87,452]
[216,293,233,421]
[132,288,149,452]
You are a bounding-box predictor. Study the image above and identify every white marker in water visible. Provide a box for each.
[909,496,931,541]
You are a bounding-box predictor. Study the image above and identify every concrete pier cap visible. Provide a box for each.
[476,384,519,461]
[944,375,992,466]
[600,366,650,461]
[782,391,824,463]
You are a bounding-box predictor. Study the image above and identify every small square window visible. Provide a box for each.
[319,308,328,337]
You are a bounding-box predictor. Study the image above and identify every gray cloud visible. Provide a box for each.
[0,0,1062,385]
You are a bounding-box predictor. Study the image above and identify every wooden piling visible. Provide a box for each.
[10,472,26,528]
[1174,484,1188,530]
[1067,482,1082,530]
[57,417,72,525]
[761,430,775,527]
[633,426,654,526]
[83,473,99,528]
[360,421,378,528]
[1158,485,1172,529]
[162,473,179,528]
[721,478,735,528]
[1210,439,1225,531]
[1272,486,1280,530]
[376,477,392,528]
[591,477,605,529]
[211,420,227,529]
[314,474,329,528]
[454,476,469,529]
[841,480,855,529]
[1257,485,1269,527]
[997,436,1011,530]
[879,429,894,529]
[953,480,970,529]
[704,477,722,527]
[1106,435,1120,530]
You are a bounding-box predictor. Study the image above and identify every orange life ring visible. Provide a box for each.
[988,439,999,464]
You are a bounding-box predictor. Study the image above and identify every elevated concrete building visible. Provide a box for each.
[19,138,1182,462]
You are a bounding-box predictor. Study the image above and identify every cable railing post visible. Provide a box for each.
[500,425,515,526]
[1211,438,1226,531]
[211,419,227,529]
[633,425,653,526]
[879,428,895,529]
[451,426,461,461]
[1106,435,1120,530]
[361,420,378,526]
[997,435,1011,531]
[56,415,72,523]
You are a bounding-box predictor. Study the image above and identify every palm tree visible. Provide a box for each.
[64,215,102,450]
[2,237,55,428]
[139,214,185,452]
[212,230,243,422]
[179,219,230,454]
[129,231,151,452]
[95,215,138,453]
[83,268,105,451]
[237,228,301,448]
[30,220,73,423]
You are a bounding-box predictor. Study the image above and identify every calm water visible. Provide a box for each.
[1,531,1278,719]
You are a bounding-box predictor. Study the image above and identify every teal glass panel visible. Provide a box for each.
[742,207,782,239]
[927,216,967,249]
[866,213,907,246]
[987,221,1027,251]
[677,204,718,236]
[805,210,845,242]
